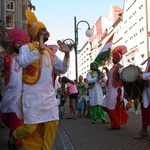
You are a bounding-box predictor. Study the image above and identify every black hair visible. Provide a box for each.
[61,76,74,84]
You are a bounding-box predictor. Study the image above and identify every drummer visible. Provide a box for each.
[134,60,150,139]
[0,28,30,149]
[102,46,129,130]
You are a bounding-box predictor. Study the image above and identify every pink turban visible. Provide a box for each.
[8,28,30,51]
[11,37,25,51]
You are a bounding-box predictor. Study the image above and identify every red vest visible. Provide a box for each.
[4,54,13,85]
[112,64,123,87]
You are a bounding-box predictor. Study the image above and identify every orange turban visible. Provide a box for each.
[25,9,47,40]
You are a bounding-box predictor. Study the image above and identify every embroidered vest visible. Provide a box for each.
[112,64,123,87]
[88,71,100,89]
[23,42,55,86]
[4,54,13,85]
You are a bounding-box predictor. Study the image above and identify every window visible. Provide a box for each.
[5,1,15,29]
[5,1,14,11]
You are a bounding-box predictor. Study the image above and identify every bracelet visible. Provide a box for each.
[64,57,70,62]
[40,50,46,55]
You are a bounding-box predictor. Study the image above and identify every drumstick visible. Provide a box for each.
[0,46,13,58]
[140,57,150,65]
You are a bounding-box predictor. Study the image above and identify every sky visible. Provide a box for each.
[31,0,124,48]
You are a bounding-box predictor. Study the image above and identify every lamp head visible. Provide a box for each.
[85,29,93,37]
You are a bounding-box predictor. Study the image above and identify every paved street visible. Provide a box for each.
[1,101,150,150]
[54,101,150,150]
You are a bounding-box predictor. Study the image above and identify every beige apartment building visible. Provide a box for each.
[77,5,123,78]
[75,0,150,79]
[123,0,149,68]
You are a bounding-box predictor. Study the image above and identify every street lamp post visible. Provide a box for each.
[74,16,92,82]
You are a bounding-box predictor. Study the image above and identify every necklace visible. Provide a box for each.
[33,42,50,68]
[43,48,50,68]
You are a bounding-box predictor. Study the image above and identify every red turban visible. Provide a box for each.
[113,52,122,61]
[12,37,25,51]
[112,45,127,61]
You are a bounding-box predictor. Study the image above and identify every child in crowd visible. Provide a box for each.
[56,77,67,119]
[76,91,84,118]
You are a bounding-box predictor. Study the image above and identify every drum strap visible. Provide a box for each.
[113,64,123,87]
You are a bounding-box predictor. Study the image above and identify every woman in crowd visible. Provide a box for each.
[62,76,78,119]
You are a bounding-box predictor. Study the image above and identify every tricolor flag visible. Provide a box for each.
[95,33,114,66]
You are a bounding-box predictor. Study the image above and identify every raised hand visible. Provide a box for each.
[57,40,70,53]
[98,73,105,80]
[39,35,46,52]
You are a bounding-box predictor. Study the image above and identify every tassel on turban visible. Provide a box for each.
[7,28,30,51]
[25,9,47,40]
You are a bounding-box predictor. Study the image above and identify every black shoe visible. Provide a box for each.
[8,142,16,150]
[8,131,16,150]
[108,126,121,130]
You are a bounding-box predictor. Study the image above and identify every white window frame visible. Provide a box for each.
[5,0,15,29]
[5,1,15,11]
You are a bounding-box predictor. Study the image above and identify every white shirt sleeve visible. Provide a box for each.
[18,44,40,68]
[86,73,97,84]
[54,54,69,75]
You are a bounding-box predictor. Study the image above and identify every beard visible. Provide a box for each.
[14,47,19,54]
[92,68,98,71]
[44,37,48,42]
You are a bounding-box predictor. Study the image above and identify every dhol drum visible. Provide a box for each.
[121,64,146,100]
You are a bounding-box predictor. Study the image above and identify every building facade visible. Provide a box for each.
[0,0,33,50]
[123,0,149,68]
[76,0,150,79]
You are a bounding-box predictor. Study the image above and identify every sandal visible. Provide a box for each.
[133,134,149,139]
[102,120,109,124]
[92,120,96,124]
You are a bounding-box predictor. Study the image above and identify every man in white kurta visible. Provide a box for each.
[0,57,22,114]
[0,28,30,149]
[18,45,69,124]
[134,60,150,139]
[11,9,70,150]
[102,47,128,130]
[102,66,124,110]
[86,61,108,124]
